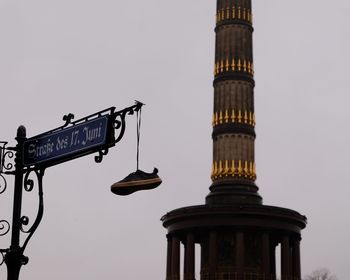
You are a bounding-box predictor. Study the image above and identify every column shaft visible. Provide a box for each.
[184,232,195,280]
[281,236,290,280]
[171,236,180,280]
[292,239,301,280]
[166,236,172,280]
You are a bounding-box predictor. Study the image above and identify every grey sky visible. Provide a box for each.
[0,0,349,279]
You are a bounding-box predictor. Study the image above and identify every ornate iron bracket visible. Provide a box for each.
[0,142,14,241]
[94,100,144,163]
[0,169,43,271]
[20,169,45,254]
[0,102,145,280]
[0,142,15,188]
[112,101,142,144]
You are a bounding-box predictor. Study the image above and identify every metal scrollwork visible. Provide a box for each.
[0,220,10,237]
[0,142,11,266]
[24,177,34,192]
[62,113,75,127]
[0,249,8,266]
[113,101,143,145]
[0,142,15,194]
[1,141,15,175]
[0,141,7,173]
[0,174,7,194]
[95,148,109,163]
[20,216,29,227]
[2,150,14,172]
[113,111,128,144]
[94,101,143,164]
[20,169,44,252]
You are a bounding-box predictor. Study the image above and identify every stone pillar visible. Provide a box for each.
[171,236,180,280]
[262,232,270,279]
[209,231,217,280]
[236,231,245,280]
[292,238,301,280]
[184,232,195,280]
[166,235,172,280]
[281,236,290,280]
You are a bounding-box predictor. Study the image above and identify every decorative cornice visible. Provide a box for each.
[211,160,256,181]
[214,58,254,77]
[216,6,253,25]
[212,110,255,128]
[161,205,307,233]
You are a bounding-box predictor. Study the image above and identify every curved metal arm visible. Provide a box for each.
[0,174,8,195]
[94,101,144,163]
[20,169,45,253]
[0,167,45,273]
[112,101,144,145]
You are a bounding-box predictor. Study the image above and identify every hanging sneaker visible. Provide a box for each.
[111,168,162,196]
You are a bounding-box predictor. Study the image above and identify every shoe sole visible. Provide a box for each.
[111,178,162,195]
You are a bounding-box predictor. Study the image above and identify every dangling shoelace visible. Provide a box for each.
[136,106,142,171]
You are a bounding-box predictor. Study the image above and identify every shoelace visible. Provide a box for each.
[136,105,142,170]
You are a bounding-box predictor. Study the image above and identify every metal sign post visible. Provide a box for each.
[0,102,145,280]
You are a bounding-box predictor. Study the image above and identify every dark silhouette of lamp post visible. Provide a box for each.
[0,102,161,280]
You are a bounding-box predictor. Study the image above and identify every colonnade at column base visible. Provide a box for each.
[162,204,306,280]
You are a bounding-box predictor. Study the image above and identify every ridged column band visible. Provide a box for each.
[212,0,256,185]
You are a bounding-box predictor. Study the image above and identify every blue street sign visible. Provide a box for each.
[23,115,109,167]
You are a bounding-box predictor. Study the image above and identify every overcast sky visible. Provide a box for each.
[0,0,349,279]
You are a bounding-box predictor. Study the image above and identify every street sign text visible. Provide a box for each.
[23,116,109,167]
